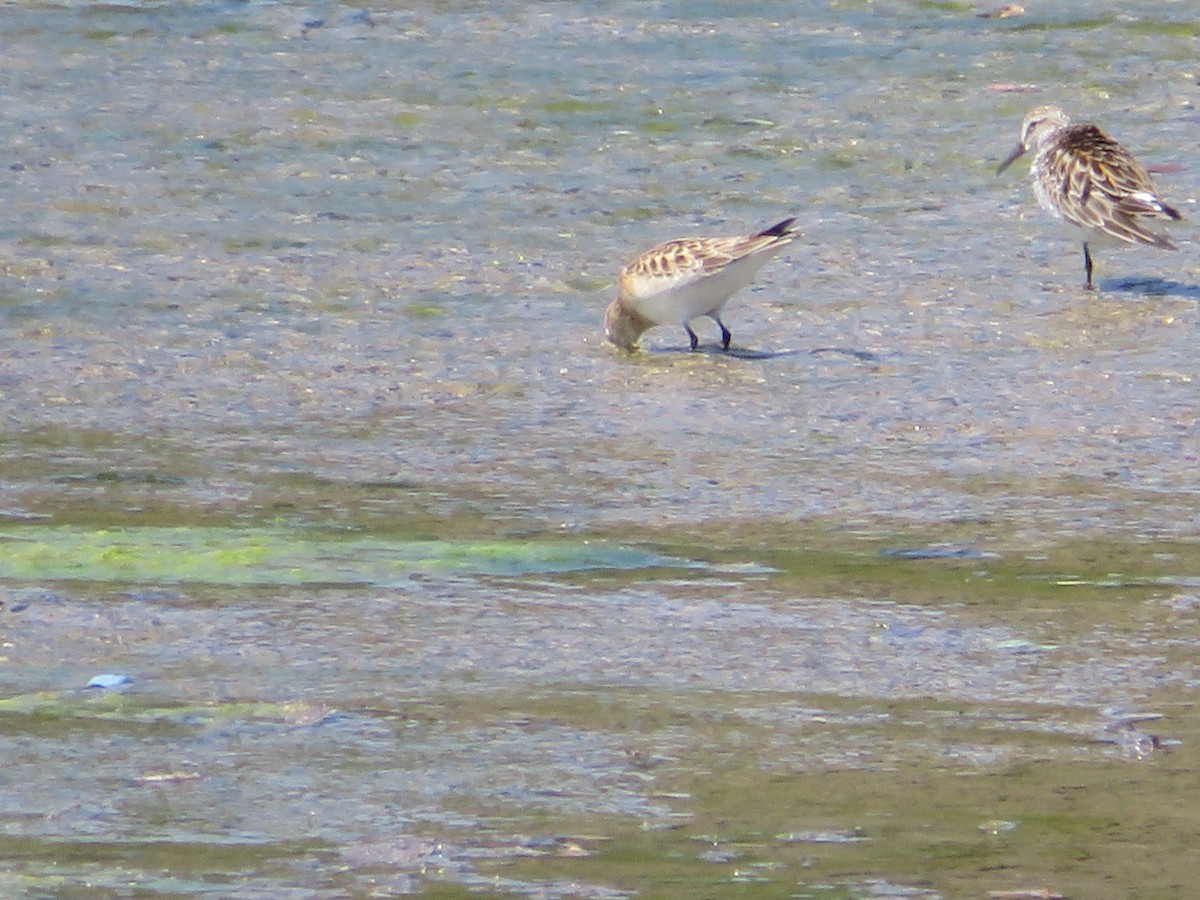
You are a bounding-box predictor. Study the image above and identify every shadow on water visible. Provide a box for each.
[649,345,881,362]
[1103,276,1200,299]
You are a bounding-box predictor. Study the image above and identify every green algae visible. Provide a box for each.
[0,525,698,587]
[540,98,618,116]
[4,0,1200,895]
[0,689,325,730]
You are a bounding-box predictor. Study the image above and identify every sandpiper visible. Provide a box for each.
[997,105,1181,289]
[604,217,799,351]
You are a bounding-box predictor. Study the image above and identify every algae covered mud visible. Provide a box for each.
[7,515,1200,898]
[4,0,1200,897]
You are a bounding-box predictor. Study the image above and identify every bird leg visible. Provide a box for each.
[716,317,732,351]
[685,323,700,351]
[1083,242,1095,291]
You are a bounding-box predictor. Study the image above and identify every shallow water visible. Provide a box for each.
[3,0,1200,897]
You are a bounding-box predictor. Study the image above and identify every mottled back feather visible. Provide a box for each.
[622,218,799,286]
[605,217,799,350]
[1034,121,1180,248]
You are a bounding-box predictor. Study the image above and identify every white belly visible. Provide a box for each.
[629,255,778,325]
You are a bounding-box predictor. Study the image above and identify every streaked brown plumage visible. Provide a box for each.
[604,217,799,351]
[997,105,1181,289]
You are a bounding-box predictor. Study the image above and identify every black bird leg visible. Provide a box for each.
[1083,242,1095,290]
[716,317,732,351]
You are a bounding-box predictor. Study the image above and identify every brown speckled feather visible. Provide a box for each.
[621,219,797,285]
[1040,123,1181,247]
[605,217,799,351]
[998,105,1181,288]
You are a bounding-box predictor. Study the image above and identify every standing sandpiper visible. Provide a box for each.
[997,105,1182,290]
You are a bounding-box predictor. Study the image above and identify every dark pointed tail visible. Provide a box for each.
[757,216,798,238]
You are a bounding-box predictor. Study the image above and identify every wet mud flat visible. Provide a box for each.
[5,0,1200,897]
[5,521,1200,898]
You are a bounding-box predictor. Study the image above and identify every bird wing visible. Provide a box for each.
[1050,125,1180,246]
[623,237,724,287]
[697,218,800,273]
[621,218,799,297]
